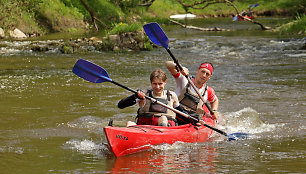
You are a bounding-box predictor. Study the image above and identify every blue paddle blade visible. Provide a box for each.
[227,132,249,141]
[254,3,259,7]
[249,4,254,8]
[143,22,169,49]
[232,16,238,21]
[72,59,112,83]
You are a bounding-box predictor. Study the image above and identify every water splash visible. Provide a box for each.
[152,141,188,151]
[222,107,277,135]
[67,116,106,135]
[0,40,63,55]
[0,146,24,154]
[64,139,109,157]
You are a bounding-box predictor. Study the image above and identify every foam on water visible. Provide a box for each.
[285,53,306,58]
[152,141,187,151]
[0,146,24,154]
[67,116,106,134]
[0,40,63,55]
[221,107,280,135]
[64,139,109,156]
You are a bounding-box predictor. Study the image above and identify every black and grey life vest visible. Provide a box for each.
[178,82,207,115]
[138,90,176,119]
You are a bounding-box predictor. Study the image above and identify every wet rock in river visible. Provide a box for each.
[300,42,306,50]
[60,42,81,54]
[92,31,152,52]
[0,28,4,38]
[31,45,49,52]
[26,31,154,54]
[9,28,27,39]
[108,34,120,45]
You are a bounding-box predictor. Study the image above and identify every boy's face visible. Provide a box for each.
[151,78,167,96]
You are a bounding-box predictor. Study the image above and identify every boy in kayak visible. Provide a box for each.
[165,61,220,124]
[118,69,182,127]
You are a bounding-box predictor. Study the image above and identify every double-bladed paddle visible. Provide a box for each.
[143,22,215,117]
[72,58,248,141]
[249,3,259,9]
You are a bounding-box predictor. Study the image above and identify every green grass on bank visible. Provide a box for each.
[37,0,86,32]
[279,14,306,35]
[147,0,185,17]
[0,0,305,37]
[145,0,305,35]
[147,0,305,17]
[108,23,142,35]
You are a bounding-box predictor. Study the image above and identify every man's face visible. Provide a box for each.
[195,68,211,84]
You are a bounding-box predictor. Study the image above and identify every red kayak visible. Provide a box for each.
[104,116,215,157]
[238,15,255,21]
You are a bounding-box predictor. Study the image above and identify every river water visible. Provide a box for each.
[0,18,305,173]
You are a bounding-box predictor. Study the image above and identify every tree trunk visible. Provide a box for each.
[80,0,107,30]
[168,19,234,31]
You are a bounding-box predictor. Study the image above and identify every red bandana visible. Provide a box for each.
[198,63,213,75]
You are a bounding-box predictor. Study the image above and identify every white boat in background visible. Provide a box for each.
[169,14,196,19]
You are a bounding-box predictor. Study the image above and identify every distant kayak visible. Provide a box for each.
[238,15,255,21]
[169,14,196,19]
[233,15,255,21]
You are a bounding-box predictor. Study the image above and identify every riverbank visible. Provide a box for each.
[0,0,305,43]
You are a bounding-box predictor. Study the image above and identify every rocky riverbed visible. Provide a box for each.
[0,28,154,53]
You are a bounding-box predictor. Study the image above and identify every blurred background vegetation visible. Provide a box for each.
[0,0,305,36]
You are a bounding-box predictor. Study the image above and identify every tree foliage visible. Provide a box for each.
[0,0,304,35]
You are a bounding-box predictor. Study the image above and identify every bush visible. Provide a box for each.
[108,23,142,35]
[280,13,306,35]
[36,0,86,32]
[148,0,185,18]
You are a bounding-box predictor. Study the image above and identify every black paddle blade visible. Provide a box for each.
[227,132,249,141]
[72,59,112,83]
[143,22,169,49]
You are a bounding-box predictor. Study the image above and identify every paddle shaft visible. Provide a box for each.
[166,49,215,116]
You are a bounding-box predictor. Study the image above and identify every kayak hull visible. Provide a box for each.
[238,15,255,21]
[104,117,215,157]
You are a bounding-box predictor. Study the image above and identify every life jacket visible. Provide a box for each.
[137,89,176,120]
[178,82,208,115]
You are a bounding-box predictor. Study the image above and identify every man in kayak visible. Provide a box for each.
[165,61,220,124]
[118,69,184,127]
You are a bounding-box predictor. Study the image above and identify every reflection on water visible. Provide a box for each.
[0,19,305,173]
[110,145,217,173]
